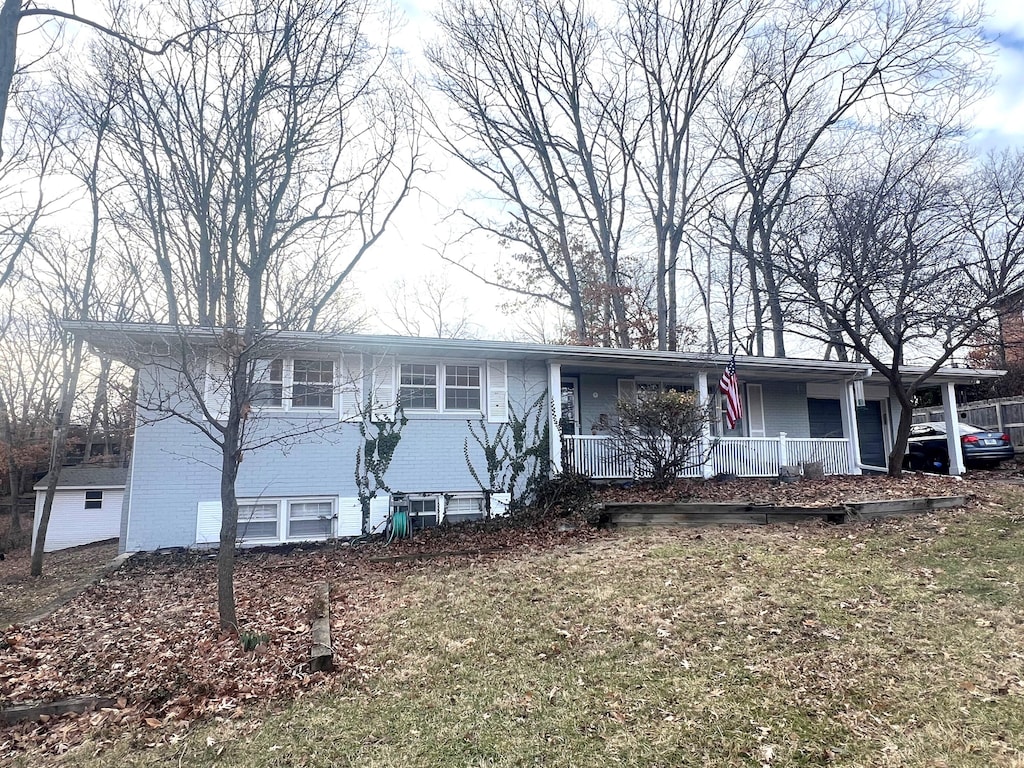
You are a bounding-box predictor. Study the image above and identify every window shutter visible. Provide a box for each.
[368,494,390,534]
[371,355,396,421]
[747,383,766,437]
[486,360,508,423]
[196,501,223,546]
[491,492,511,518]
[339,354,363,422]
[204,352,231,422]
[617,378,637,404]
[336,497,362,537]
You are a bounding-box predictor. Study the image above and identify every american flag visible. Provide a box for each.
[718,356,742,429]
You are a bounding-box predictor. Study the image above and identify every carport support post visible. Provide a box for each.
[548,362,562,474]
[839,380,864,475]
[941,381,966,476]
[694,372,714,478]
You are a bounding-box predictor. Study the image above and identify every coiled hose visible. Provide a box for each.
[387,509,411,544]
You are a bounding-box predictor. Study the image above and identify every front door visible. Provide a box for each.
[560,377,580,435]
[857,401,886,469]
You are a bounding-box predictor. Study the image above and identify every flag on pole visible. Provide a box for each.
[718,356,742,429]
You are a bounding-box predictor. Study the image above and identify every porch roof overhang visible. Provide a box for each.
[63,321,1004,387]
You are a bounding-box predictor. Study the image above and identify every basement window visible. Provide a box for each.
[445,496,484,524]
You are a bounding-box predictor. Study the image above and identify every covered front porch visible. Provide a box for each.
[542,349,992,481]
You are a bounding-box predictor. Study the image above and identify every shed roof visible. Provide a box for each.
[34,466,129,491]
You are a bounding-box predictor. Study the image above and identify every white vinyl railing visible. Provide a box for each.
[562,434,851,480]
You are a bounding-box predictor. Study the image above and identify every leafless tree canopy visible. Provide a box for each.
[427,0,1006,358]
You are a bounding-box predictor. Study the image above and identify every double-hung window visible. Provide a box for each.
[399,363,438,409]
[238,502,279,541]
[445,365,481,410]
[399,362,482,413]
[445,496,484,524]
[287,500,334,539]
[292,360,334,409]
[252,358,335,411]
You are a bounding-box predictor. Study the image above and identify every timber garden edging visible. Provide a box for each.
[598,495,968,529]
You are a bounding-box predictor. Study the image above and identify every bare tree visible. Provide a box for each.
[714,0,988,357]
[778,125,1024,475]
[0,0,224,159]
[429,0,634,346]
[0,302,62,547]
[384,269,477,339]
[956,149,1024,369]
[622,0,761,350]
[85,0,418,629]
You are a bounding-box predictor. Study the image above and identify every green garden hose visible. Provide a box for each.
[388,509,411,543]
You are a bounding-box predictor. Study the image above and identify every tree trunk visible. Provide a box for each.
[887,388,916,477]
[82,357,111,462]
[217,416,240,631]
[31,339,84,576]
[0,0,20,160]
[5,460,21,546]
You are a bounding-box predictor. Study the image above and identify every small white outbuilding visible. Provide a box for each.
[31,466,127,553]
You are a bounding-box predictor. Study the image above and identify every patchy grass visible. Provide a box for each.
[0,536,119,628]
[14,487,1023,768]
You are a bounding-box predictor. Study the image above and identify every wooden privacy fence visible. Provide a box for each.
[562,434,850,480]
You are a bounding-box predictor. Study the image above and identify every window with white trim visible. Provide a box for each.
[398,362,483,413]
[445,496,484,524]
[287,500,334,539]
[445,365,481,410]
[236,497,337,543]
[399,363,438,409]
[238,502,279,540]
[292,360,334,408]
[252,358,335,411]
[85,490,103,509]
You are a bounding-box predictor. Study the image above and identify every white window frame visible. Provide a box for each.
[397,360,484,415]
[444,494,485,524]
[286,498,336,541]
[252,357,338,413]
[237,500,281,542]
[84,490,103,509]
[236,496,337,544]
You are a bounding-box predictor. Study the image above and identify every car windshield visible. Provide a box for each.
[959,424,986,435]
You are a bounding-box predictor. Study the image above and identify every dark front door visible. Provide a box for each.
[857,401,886,468]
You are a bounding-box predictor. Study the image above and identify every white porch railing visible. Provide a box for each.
[562,434,851,480]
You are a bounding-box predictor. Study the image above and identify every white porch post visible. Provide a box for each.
[840,380,864,475]
[940,381,966,476]
[778,432,788,466]
[694,371,714,478]
[548,362,562,474]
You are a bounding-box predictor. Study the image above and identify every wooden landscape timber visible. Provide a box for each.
[309,581,333,673]
[0,696,117,725]
[599,495,968,528]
